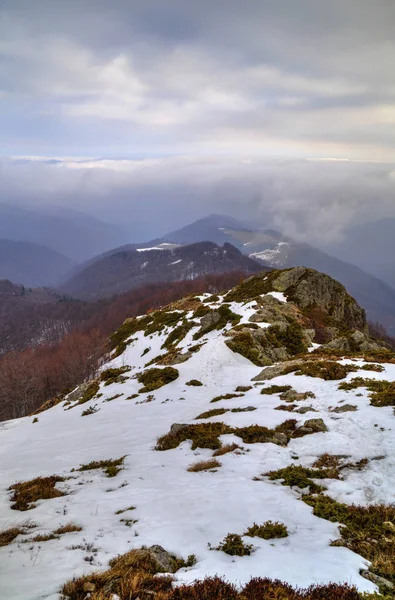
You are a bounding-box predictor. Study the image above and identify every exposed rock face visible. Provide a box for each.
[225,327,290,367]
[320,330,383,354]
[252,360,303,381]
[249,295,299,325]
[269,267,367,332]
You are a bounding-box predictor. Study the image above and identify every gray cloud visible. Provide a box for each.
[0,1,394,243]
[1,156,395,244]
[0,0,394,158]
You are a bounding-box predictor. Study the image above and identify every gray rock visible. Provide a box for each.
[331,404,358,413]
[302,418,328,432]
[200,310,221,332]
[149,545,176,572]
[360,570,394,590]
[170,423,188,434]
[270,267,367,332]
[320,330,383,354]
[272,433,288,446]
[295,406,317,414]
[280,389,316,402]
[67,381,95,404]
[295,426,314,435]
[252,360,302,381]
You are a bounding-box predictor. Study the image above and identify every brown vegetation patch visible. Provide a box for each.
[9,476,67,511]
[210,393,244,403]
[187,459,221,472]
[0,522,36,546]
[61,546,196,600]
[212,443,243,456]
[29,523,82,542]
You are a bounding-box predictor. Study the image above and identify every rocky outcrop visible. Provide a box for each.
[318,330,383,354]
[268,267,367,333]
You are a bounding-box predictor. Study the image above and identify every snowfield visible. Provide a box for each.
[0,292,394,599]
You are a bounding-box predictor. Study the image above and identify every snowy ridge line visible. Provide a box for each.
[0,281,393,599]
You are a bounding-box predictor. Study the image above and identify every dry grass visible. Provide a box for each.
[210,393,244,403]
[60,544,377,600]
[115,506,136,515]
[212,443,242,456]
[29,523,82,543]
[8,476,67,511]
[0,522,36,546]
[187,459,221,472]
[61,546,189,599]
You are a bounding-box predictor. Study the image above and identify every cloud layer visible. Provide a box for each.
[2,156,395,244]
[1,0,395,159]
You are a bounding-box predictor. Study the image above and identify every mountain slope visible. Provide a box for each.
[0,280,97,354]
[0,239,75,287]
[0,268,393,599]
[0,203,128,262]
[59,242,265,300]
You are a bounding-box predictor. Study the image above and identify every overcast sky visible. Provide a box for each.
[0,0,394,240]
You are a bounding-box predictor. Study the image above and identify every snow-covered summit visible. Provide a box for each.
[1,268,394,599]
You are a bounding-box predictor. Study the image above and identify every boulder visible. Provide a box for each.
[301,418,328,433]
[252,360,302,381]
[200,311,221,332]
[331,404,358,413]
[170,423,187,435]
[148,545,176,572]
[280,389,315,402]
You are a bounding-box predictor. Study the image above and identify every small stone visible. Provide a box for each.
[272,433,288,446]
[331,404,358,413]
[295,406,317,414]
[149,545,175,572]
[384,521,395,533]
[83,583,96,593]
[170,423,187,434]
[302,418,328,432]
[295,426,314,435]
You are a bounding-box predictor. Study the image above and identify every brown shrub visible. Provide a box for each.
[167,577,239,600]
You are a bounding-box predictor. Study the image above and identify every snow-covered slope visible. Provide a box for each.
[0,270,394,599]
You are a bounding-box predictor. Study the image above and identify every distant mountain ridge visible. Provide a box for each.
[59,241,265,300]
[0,203,128,263]
[0,239,75,287]
[116,214,395,334]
